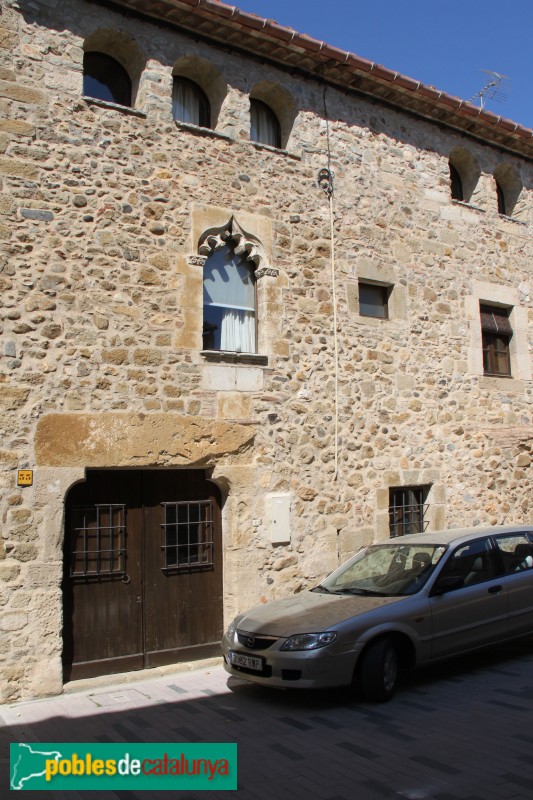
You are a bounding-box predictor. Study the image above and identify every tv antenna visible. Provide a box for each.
[469,70,510,110]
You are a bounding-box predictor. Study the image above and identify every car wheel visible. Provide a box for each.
[358,638,398,702]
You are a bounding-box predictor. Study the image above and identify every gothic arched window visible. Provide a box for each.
[202,244,256,353]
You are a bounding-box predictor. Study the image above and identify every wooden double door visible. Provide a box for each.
[62,469,223,681]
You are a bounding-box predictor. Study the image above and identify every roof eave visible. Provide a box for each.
[98,0,533,160]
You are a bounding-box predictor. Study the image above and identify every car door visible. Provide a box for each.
[492,532,533,638]
[428,537,508,659]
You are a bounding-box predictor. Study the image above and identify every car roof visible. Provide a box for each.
[380,524,533,548]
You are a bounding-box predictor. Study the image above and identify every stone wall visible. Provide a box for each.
[0,0,532,700]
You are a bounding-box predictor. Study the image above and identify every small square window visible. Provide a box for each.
[480,304,512,377]
[69,504,126,578]
[359,282,390,319]
[161,500,214,571]
[389,487,429,537]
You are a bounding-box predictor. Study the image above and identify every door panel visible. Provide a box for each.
[63,472,144,680]
[142,470,223,667]
[493,533,533,637]
[429,538,507,659]
[63,469,223,681]
[429,583,507,658]
[505,572,533,636]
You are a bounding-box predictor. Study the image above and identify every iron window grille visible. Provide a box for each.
[389,488,429,538]
[69,504,126,578]
[480,304,512,377]
[161,500,214,570]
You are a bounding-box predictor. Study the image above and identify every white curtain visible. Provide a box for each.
[203,246,256,353]
[250,101,279,147]
[173,80,201,125]
[220,309,255,353]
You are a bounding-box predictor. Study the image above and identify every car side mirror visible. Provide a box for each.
[432,576,464,595]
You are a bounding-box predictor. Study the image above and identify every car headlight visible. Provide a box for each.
[225,621,236,640]
[280,632,337,651]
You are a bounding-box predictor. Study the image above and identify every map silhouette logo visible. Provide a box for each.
[10,743,63,790]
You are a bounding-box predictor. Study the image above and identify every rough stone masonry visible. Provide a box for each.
[0,0,532,701]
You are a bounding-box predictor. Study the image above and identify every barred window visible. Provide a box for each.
[389,487,429,538]
[161,500,214,570]
[69,504,126,578]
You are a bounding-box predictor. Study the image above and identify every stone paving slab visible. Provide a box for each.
[2,638,533,799]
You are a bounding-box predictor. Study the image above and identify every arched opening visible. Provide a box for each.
[172,76,210,127]
[172,55,226,129]
[448,148,480,204]
[249,81,297,150]
[62,469,223,681]
[494,163,522,218]
[250,99,281,148]
[82,29,145,108]
[83,51,132,106]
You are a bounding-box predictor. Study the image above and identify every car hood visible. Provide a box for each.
[234,590,404,637]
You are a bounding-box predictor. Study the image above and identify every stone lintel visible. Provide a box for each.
[35,413,255,467]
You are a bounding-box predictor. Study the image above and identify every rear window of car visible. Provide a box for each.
[493,533,533,575]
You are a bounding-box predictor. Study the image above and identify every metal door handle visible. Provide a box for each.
[488,585,503,594]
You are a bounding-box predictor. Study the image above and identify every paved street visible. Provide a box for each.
[2,638,533,800]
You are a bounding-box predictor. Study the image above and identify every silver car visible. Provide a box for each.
[222,525,533,701]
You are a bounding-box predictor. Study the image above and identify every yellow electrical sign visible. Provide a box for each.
[17,470,33,487]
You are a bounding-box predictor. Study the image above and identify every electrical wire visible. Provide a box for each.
[320,86,339,483]
[329,187,339,483]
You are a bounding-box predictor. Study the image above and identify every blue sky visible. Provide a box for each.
[236,0,533,130]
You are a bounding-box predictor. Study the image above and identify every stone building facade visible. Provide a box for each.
[0,0,532,701]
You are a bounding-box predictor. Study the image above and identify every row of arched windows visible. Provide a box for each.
[448,148,522,218]
[83,51,281,149]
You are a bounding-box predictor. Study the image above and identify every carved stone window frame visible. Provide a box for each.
[190,216,278,359]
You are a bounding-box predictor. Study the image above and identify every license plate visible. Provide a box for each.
[229,651,264,672]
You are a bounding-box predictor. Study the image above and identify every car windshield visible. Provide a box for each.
[320,543,448,597]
